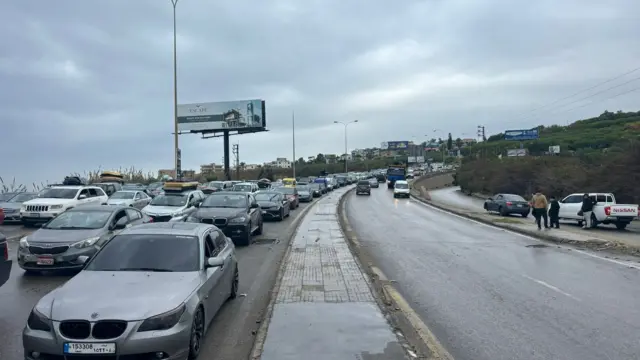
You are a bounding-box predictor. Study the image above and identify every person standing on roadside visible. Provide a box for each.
[548,196,560,229]
[531,190,549,230]
[580,193,596,229]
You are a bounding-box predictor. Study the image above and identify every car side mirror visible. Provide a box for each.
[206,257,224,268]
[251,203,259,208]
[113,218,128,230]
[78,194,87,200]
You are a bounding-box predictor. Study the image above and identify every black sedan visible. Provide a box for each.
[308,183,323,197]
[184,192,262,246]
[484,193,531,217]
[254,191,290,221]
[0,231,10,288]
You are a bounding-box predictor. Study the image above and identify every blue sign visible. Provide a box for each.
[386,141,409,150]
[504,128,539,141]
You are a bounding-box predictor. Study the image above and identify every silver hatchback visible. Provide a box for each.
[23,222,239,360]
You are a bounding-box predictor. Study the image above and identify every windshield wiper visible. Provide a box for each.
[117,267,174,272]
[58,226,93,229]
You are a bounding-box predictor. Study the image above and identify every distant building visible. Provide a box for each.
[264,158,292,169]
[200,163,224,174]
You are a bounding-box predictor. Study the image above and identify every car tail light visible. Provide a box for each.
[506,202,512,206]
[604,206,611,216]
[3,243,8,261]
[0,208,4,225]
[148,217,154,223]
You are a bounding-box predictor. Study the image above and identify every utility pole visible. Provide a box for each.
[232,143,239,180]
[477,125,486,141]
[171,0,180,180]
[292,111,296,179]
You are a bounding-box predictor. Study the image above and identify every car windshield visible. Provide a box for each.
[207,181,224,189]
[395,183,409,189]
[110,191,135,199]
[147,182,163,190]
[255,192,281,201]
[296,185,310,192]
[44,210,112,229]
[309,184,320,190]
[85,234,199,272]
[39,188,79,199]
[358,181,370,185]
[276,187,295,195]
[202,194,247,208]
[150,194,187,207]
[504,194,526,201]
[0,193,17,202]
[8,193,36,203]
[232,185,253,192]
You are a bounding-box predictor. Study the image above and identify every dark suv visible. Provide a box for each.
[356,180,371,196]
[0,209,11,288]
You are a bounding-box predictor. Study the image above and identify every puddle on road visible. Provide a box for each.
[526,244,549,248]
[252,238,279,245]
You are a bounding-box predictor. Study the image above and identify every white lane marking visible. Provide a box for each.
[410,197,640,270]
[522,274,581,301]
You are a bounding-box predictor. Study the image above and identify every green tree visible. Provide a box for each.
[455,138,463,148]
[447,133,453,150]
[314,153,326,163]
[297,157,305,164]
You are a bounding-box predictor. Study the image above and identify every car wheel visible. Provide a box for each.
[483,203,488,211]
[521,212,528,218]
[188,307,205,360]
[229,266,239,300]
[279,208,284,221]
[255,218,263,235]
[499,207,507,216]
[238,224,251,246]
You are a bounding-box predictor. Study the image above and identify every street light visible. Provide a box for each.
[432,129,446,163]
[171,0,180,179]
[334,120,358,173]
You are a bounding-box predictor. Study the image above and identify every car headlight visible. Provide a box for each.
[27,308,52,332]
[50,205,64,210]
[71,236,101,249]
[19,236,29,249]
[229,216,246,223]
[138,304,186,332]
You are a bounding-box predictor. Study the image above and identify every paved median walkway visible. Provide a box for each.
[259,186,408,360]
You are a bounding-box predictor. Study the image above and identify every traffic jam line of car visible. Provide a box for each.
[0,171,378,360]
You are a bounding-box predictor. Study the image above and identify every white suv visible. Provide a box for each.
[20,186,108,225]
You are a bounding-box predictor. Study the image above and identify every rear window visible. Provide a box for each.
[504,195,526,201]
[357,181,370,185]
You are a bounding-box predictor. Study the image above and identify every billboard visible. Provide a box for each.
[177,99,266,133]
[504,128,539,141]
[416,156,425,163]
[407,156,416,163]
[507,149,527,157]
[382,141,409,150]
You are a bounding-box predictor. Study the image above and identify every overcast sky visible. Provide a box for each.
[2,0,639,186]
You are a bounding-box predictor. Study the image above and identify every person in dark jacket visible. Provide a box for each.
[580,193,596,229]
[548,196,560,229]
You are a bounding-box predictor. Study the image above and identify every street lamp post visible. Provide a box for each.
[334,120,358,173]
[171,0,180,179]
[432,129,446,163]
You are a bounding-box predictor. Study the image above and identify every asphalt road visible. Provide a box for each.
[0,200,314,360]
[429,186,640,233]
[346,187,640,360]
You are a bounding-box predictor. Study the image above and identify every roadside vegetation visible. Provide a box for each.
[455,110,640,203]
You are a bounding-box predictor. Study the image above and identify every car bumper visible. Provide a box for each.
[393,191,410,197]
[20,212,59,223]
[218,224,250,239]
[23,316,192,360]
[17,246,98,271]
[299,195,313,202]
[2,210,21,221]
[260,208,282,219]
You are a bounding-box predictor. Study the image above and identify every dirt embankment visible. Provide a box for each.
[413,172,455,191]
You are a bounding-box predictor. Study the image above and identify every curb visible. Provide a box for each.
[337,187,454,360]
[409,193,640,256]
[248,193,332,360]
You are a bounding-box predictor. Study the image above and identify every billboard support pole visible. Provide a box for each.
[223,130,231,181]
[292,111,296,179]
[171,0,180,179]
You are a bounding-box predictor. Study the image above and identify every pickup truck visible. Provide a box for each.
[558,192,639,230]
[1,208,12,288]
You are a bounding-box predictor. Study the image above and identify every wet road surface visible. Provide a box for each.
[0,200,314,360]
[430,186,640,233]
[346,187,640,360]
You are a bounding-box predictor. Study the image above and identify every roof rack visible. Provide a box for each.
[163,181,199,193]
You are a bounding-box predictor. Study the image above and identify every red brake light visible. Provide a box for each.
[148,217,154,223]
[3,243,8,261]
[506,202,512,206]
[604,206,611,216]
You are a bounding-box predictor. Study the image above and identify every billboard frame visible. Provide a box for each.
[504,128,539,141]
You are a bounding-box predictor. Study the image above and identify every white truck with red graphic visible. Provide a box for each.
[558,192,639,230]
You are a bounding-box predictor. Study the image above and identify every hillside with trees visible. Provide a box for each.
[455,110,640,203]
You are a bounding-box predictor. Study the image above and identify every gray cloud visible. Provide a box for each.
[1,0,639,185]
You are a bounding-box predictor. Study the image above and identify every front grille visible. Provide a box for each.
[92,320,127,339]
[214,218,228,226]
[151,215,172,222]
[60,320,91,339]
[29,245,69,255]
[201,218,213,225]
[25,205,49,212]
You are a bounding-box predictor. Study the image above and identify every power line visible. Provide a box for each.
[514,65,640,119]
[555,86,640,115]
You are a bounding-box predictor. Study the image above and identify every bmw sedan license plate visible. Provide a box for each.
[64,342,116,354]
